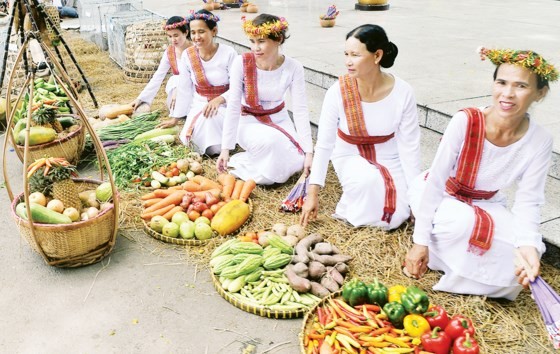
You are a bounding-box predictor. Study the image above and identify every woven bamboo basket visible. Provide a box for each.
[142,198,253,246]
[124,20,168,83]
[13,117,86,165]
[42,5,60,43]
[298,290,342,353]
[10,178,117,267]
[211,272,309,319]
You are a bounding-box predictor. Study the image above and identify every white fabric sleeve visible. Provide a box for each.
[395,87,422,187]
[222,55,244,150]
[137,51,171,105]
[308,84,340,187]
[512,134,553,250]
[170,51,194,119]
[289,61,313,153]
[412,112,467,246]
[218,47,237,104]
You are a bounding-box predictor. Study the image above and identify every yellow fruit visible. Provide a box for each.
[210,200,250,236]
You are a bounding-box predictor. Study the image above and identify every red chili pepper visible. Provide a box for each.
[423,305,449,329]
[420,327,452,354]
[453,332,480,354]
[444,315,475,340]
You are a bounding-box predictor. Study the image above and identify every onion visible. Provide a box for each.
[46,199,64,213]
[177,159,190,173]
[189,161,203,175]
[80,212,89,221]
[29,192,47,206]
[99,203,113,212]
[86,207,99,219]
[287,224,306,240]
[272,223,288,236]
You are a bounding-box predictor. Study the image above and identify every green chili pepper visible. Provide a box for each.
[341,279,369,306]
[383,301,407,328]
[400,286,430,314]
[366,278,388,307]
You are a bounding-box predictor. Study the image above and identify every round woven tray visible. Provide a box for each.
[298,290,342,353]
[142,198,253,246]
[210,272,308,319]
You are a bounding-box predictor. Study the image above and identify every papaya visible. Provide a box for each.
[17,126,57,146]
[211,200,250,236]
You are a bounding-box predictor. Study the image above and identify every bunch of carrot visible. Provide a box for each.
[303,298,425,354]
[217,173,257,202]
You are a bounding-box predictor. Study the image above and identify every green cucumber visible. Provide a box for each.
[16,202,73,224]
[56,116,76,129]
[151,171,169,185]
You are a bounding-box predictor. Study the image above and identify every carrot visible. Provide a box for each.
[168,185,183,190]
[192,188,221,200]
[154,189,176,198]
[239,179,256,202]
[143,190,186,214]
[182,180,202,192]
[162,206,184,220]
[217,173,227,186]
[140,204,175,221]
[231,180,245,200]
[193,175,221,191]
[221,174,236,200]
[142,198,163,207]
[141,192,157,200]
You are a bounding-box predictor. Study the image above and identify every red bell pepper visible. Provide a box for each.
[423,305,449,330]
[420,327,452,354]
[444,315,475,340]
[453,332,480,354]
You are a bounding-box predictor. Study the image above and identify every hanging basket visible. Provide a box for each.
[124,20,168,83]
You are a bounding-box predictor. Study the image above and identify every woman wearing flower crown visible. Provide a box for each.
[300,24,421,230]
[404,48,557,300]
[216,14,314,184]
[131,16,192,117]
[166,9,237,155]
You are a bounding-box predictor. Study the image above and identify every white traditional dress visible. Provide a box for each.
[411,108,552,300]
[222,53,313,184]
[172,44,236,155]
[137,46,182,114]
[309,75,421,229]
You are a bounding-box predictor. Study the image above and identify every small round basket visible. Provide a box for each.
[211,272,309,319]
[298,291,342,353]
[142,198,253,246]
[14,117,86,165]
[319,18,336,28]
[10,178,118,268]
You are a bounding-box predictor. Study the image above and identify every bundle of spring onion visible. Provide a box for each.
[96,111,160,141]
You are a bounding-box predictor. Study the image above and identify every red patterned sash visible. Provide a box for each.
[338,75,396,223]
[445,107,497,255]
[167,46,179,75]
[240,52,303,154]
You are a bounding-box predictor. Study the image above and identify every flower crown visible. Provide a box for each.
[241,16,289,38]
[162,18,187,31]
[186,11,220,24]
[478,47,558,82]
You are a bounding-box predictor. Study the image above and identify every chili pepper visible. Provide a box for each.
[383,301,407,328]
[420,327,452,354]
[403,314,431,337]
[453,332,480,354]
[423,305,449,330]
[400,286,430,314]
[444,315,475,340]
[388,285,407,303]
[342,279,369,306]
[366,278,388,307]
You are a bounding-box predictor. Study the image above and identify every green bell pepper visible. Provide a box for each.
[400,286,430,314]
[366,278,388,307]
[341,279,368,306]
[383,301,407,328]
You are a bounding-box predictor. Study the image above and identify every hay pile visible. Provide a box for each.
[65,32,558,353]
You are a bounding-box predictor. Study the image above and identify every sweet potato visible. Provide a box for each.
[309,281,330,298]
[292,262,309,278]
[295,233,324,263]
[327,266,345,286]
[291,254,307,264]
[331,245,341,254]
[285,265,311,293]
[334,263,349,275]
[313,242,333,255]
[307,252,352,266]
[308,261,326,279]
[320,275,340,293]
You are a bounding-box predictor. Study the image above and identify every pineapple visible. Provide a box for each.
[32,104,63,133]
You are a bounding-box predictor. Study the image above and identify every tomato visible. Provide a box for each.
[169,162,177,169]
[201,209,214,220]
[144,181,151,187]
[132,177,141,183]
[187,210,200,221]
[165,171,174,178]
[210,204,221,214]
[171,167,180,176]
[159,167,167,174]
[246,231,257,240]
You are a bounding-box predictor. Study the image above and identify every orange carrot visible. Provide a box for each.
[168,186,183,190]
[154,189,176,198]
[141,192,157,200]
[143,190,186,214]
[141,204,175,221]
[192,175,221,191]
[142,198,163,207]
[162,206,184,220]
[192,188,221,200]
[217,173,227,186]
[231,180,244,200]
[182,180,202,192]
[239,179,256,202]
[221,174,236,200]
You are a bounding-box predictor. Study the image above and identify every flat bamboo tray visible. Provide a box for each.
[210,272,309,319]
[299,291,342,353]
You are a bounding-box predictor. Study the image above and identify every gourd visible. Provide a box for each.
[16,202,73,224]
[267,234,294,254]
[211,238,240,258]
[133,126,179,142]
[263,254,292,270]
[227,276,247,293]
[229,241,263,255]
[102,104,134,119]
[16,126,57,146]
[245,267,264,282]
[211,199,250,236]
[235,255,264,276]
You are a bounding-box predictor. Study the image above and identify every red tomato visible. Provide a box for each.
[159,167,167,174]
[169,162,177,169]
[171,167,180,176]
[201,209,214,220]
[187,210,200,221]
[210,204,221,214]
[165,171,174,178]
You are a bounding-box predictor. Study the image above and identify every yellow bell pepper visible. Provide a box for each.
[403,314,431,337]
[388,285,407,303]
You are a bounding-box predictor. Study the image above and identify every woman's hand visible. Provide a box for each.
[130,99,141,110]
[300,184,320,227]
[203,96,225,118]
[216,149,230,173]
[156,118,179,129]
[515,246,540,288]
[303,152,313,177]
[404,244,429,279]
